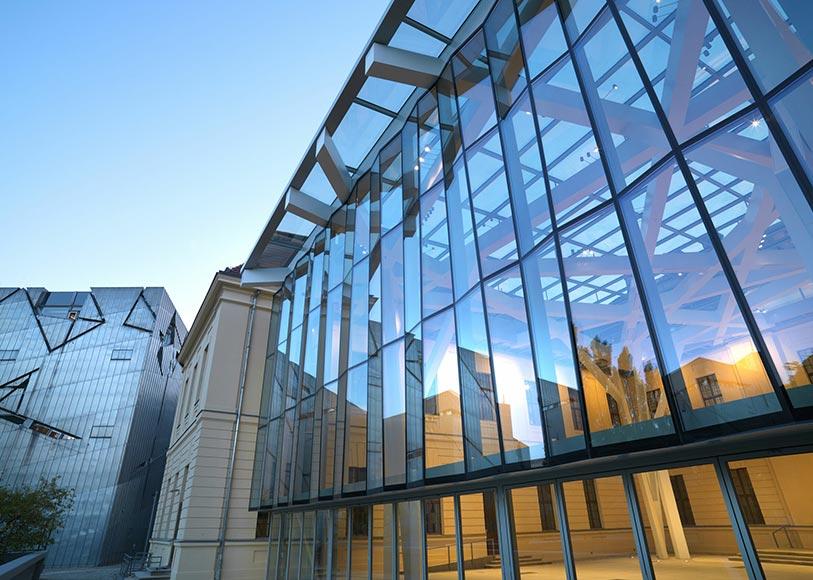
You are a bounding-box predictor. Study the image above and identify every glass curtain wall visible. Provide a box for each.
[251,0,813,528]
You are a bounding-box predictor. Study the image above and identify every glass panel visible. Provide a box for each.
[620,160,779,430]
[294,396,316,501]
[633,464,748,578]
[617,0,751,143]
[397,501,425,577]
[324,286,343,384]
[423,309,465,478]
[383,339,407,486]
[276,513,289,577]
[485,0,527,118]
[516,0,568,79]
[329,210,349,291]
[571,8,672,190]
[390,21,446,58]
[438,64,464,172]
[368,351,384,492]
[380,136,403,235]
[287,512,302,579]
[418,89,444,194]
[453,31,499,147]
[425,496,458,578]
[349,259,370,367]
[712,0,813,91]
[728,452,813,578]
[465,128,520,277]
[531,56,611,225]
[445,158,481,297]
[344,363,368,494]
[333,508,349,578]
[459,491,502,577]
[369,243,383,355]
[772,70,813,184]
[455,288,501,472]
[560,206,675,446]
[267,513,283,577]
[406,327,425,483]
[277,407,296,503]
[292,263,308,330]
[350,506,369,579]
[303,300,322,397]
[301,511,315,577]
[314,510,331,580]
[509,484,567,579]
[404,203,423,333]
[685,114,813,409]
[310,241,327,312]
[358,76,415,113]
[483,268,546,462]
[421,183,455,318]
[320,380,339,496]
[408,0,478,38]
[403,112,420,211]
[522,239,587,456]
[559,0,605,39]
[302,163,339,204]
[355,175,372,263]
[371,504,387,580]
[502,92,552,252]
[382,227,405,344]
[333,103,393,168]
[286,324,302,408]
[563,475,641,578]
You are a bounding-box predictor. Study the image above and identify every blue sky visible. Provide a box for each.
[0,0,388,327]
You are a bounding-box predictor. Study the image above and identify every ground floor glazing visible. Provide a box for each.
[262,448,813,579]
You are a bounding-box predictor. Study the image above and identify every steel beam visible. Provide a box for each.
[365,42,444,88]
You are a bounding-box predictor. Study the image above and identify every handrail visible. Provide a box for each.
[426,537,500,570]
[771,524,793,549]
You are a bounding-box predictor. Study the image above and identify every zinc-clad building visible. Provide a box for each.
[245,0,813,578]
[0,287,186,568]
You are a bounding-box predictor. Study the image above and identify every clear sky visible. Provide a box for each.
[0,0,389,327]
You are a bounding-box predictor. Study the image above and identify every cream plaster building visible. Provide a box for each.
[147,267,274,580]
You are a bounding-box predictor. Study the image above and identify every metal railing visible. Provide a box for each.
[119,552,162,577]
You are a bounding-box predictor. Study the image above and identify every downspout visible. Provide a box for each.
[214,289,259,580]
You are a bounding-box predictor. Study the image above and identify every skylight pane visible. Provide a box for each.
[389,22,446,57]
[358,77,415,112]
[332,103,393,168]
[301,163,338,204]
[407,0,479,38]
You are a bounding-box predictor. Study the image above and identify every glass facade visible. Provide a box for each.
[250,0,813,578]
[0,287,186,567]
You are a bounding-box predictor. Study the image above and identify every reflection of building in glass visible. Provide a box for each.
[243,0,813,578]
[0,287,185,568]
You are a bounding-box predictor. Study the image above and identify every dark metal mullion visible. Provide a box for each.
[610,0,796,421]
[390,504,398,579]
[553,480,577,580]
[403,15,453,45]
[354,97,398,119]
[701,0,813,211]
[560,0,686,446]
[622,472,655,580]
[454,495,465,580]
[714,458,766,580]
[326,509,334,580]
